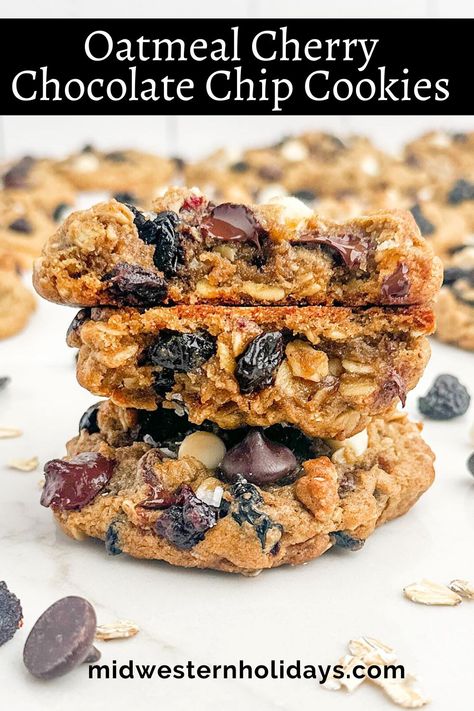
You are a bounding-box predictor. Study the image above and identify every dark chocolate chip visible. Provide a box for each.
[219,430,298,485]
[23,597,97,679]
[381,262,410,301]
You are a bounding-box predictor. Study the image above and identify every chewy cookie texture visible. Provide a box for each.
[41,401,435,575]
[67,304,433,439]
[33,188,442,308]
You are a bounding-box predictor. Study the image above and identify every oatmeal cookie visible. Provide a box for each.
[57,145,176,205]
[33,188,442,308]
[0,264,36,339]
[0,192,59,269]
[186,133,426,204]
[42,400,435,574]
[435,245,474,350]
[404,131,474,187]
[1,156,75,215]
[67,304,433,439]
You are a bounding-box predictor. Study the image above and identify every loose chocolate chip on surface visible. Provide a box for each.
[9,217,32,233]
[447,179,474,204]
[331,531,365,551]
[147,329,216,372]
[41,453,115,510]
[219,430,297,485]
[410,203,435,236]
[381,262,410,301]
[3,156,35,188]
[294,232,372,270]
[78,402,101,434]
[235,331,284,394]
[0,581,23,646]
[103,262,167,306]
[202,203,263,249]
[23,597,97,679]
[418,374,470,420]
[155,484,218,549]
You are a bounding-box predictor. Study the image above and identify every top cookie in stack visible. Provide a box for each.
[33,187,442,308]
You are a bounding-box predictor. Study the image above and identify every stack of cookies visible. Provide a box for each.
[33,187,441,574]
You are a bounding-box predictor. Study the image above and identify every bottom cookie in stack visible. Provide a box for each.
[40,401,434,575]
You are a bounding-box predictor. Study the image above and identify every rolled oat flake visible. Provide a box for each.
[23,596,98,679]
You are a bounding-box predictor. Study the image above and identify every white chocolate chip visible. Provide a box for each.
[328,429,369,460]
[73,153,100,173]
[258,184,287,203]
[269,195,312,221]
[178,431,226,470]
[195,477,224,507]
[360,155,380,176]
[280,139,309,162]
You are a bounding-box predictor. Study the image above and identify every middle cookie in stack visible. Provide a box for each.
[33,187,441,574]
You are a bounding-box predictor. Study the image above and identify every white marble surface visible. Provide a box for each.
[1,286,473,710]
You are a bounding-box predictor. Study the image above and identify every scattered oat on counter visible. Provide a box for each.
[0,427,22,440]
[95,620,139,641]
[448,579,474,599]
[8,457,39,472]
[404,579,462,606]
[323,636,429,708]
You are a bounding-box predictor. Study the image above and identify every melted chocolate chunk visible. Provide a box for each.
[381,263,410,301]
[202,203,263,250]
[41,453,115,511]
[294,232,372,270]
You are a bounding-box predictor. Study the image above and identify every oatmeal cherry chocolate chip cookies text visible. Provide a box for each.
[33,187,442,307]
[67,304,433,439]
[42,400,434,575]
